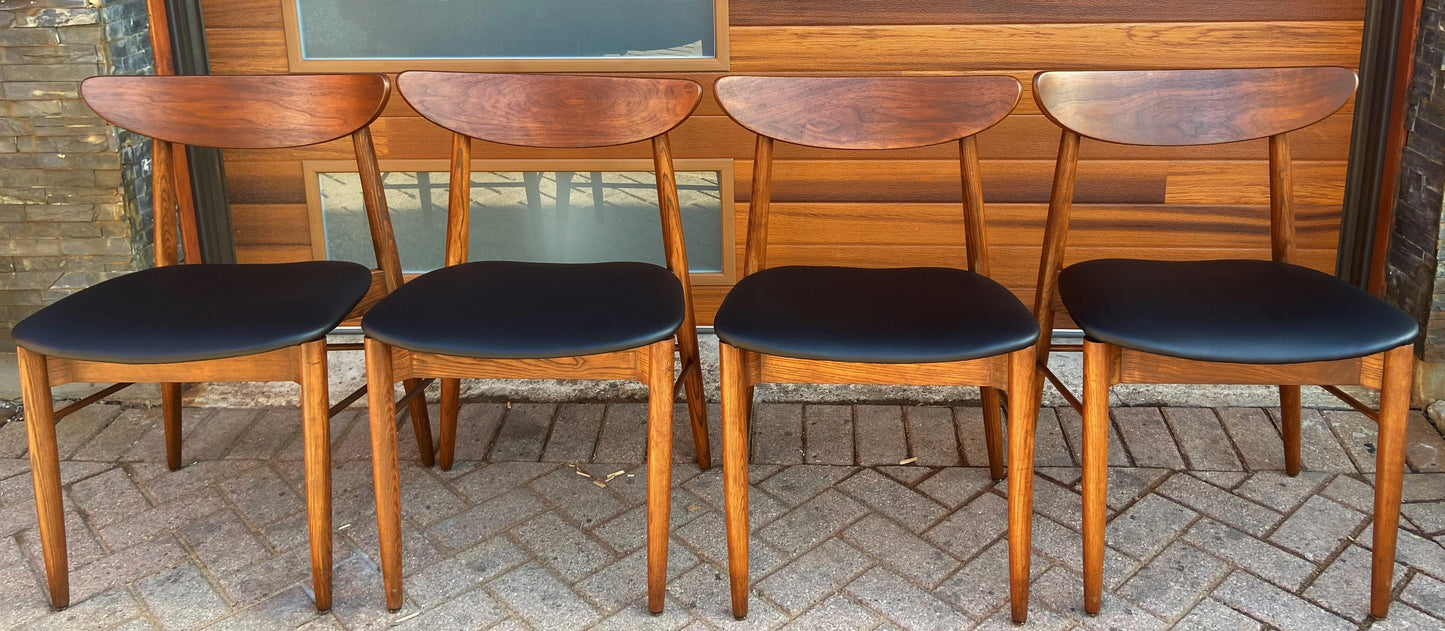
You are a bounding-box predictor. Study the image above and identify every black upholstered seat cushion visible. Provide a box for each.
[362,261,684,358]
[713,266,1039,363]
[1059,259,1419,364]
[12,262,372,364]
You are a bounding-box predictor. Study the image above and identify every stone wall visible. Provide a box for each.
[0,0,153,346]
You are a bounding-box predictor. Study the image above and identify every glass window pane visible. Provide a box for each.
[295,0,716,60]
[319,170,723,275]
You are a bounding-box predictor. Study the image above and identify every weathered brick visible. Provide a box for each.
[1114,407,1186,469]
[854,405,907,466]
[802,404,852,465]
[845,567,975,630]
[1163,407,1242,470]
[905,405,961,466]
[750,403,803,465]
[1213,571,1354,631]
[1117,541,1230,620]
[1269,495,1367,562]
[757,538,870,615]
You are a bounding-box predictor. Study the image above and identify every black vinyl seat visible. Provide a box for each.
[714,265,1039,364]
[1060,259,1419,364]
[362,260,685,359]
[12,261,372,364]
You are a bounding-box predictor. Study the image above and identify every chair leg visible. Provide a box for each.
[646,340,676,614]
[1280,385,1302,476]
[438,378,460,471]
[365,339,405,611]
[676,327,712,470]
[981,387,1006,480]
[299,341,333,611]
[18,348,68,609]
[719,342,751,619]
[162,382,183,471]
[1006,347,1039,623]
[403,378,435,467]
[1371,344,1414,618]
[1081,339,1112,615]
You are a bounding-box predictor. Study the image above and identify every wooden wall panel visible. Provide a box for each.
[219,114,1354,163]
[731,1,1365,26]
[729,23,1364,72]
[751,204,1342,250]
[199,0,1367,325]
[200,0,283,30]
[733,160,1347,204]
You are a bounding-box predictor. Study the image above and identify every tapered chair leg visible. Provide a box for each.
[162,382,183,471]
[1006,347,1039,623]
[438,378,461,470]
[981,386,1006,480]
[719,342,751,619]
[365,339,405,611]
[646,340,676,614]
[676,328,712,470]
[403,378,435,467]
[18,348,68,609]
[1081,339,1112,615]
[1280,385,1302,476]
[1371,344,1414,618]
[299,341,333,611]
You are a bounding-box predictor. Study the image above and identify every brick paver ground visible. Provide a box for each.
[0,401,1442,630]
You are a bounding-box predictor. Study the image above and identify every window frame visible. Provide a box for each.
[302,158,737,284]
[279,0,730,73]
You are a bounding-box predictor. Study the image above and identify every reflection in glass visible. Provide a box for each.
[319,170,723,274]
[295,0,715,60]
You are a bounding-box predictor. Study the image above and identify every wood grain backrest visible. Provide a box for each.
[81,73,403,302]
[715,75,1021,149]
[80,74,391,148]
[1028,67,1356,367]
[721,75,1020,279]
[397,72,702,148]
[1033,67,1356,146]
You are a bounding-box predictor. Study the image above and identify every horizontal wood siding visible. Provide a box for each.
[200,0,1365,324]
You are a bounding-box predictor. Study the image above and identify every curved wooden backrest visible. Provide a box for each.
[80,74,391,148]
[1033,67,1357,146]
[715,75,1021,149]
[397,72,702,148]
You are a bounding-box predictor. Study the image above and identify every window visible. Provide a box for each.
[283,0,728,72]
[305,159,735,283]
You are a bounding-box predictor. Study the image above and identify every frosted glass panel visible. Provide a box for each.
[295,0,716,60]
[319,170,723,274]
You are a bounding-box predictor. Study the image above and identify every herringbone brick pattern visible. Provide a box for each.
[0,401,1442,630]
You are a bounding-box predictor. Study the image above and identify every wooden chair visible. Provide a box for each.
[367,71,710,613]
[12,73,433,611]
[1030,67,1418,618]
[712,75,1042,622]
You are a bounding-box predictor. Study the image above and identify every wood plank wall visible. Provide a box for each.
[199,0,1366,324]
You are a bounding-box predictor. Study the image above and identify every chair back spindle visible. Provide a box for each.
[445,132,473,267]
[1269,134,1297,265]
[743,136,774,277]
